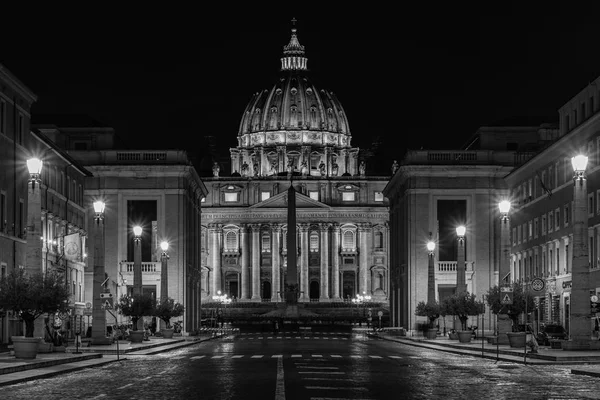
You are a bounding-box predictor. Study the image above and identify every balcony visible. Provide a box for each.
[120,262,161,287]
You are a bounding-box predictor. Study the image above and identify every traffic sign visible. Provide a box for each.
[101,300,113,310]
[377,311,383,317]
[100,293,113,299]
[500,287,513,305]
[592,295,600,314]
[531,278,545,292]
[86,302,92,309]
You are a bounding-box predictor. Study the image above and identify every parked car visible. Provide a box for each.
[537,324,567,345]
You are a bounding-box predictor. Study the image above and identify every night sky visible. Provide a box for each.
[2,6,600,173]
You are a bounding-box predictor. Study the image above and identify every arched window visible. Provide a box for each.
[262,232,271,253]
[225,231,238,252]
[310,232,319,252]
[342,230,355,250]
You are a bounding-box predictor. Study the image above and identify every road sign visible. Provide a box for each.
[74,308,84,316]
[58,311,69,320]
[377,311,383,317]
[100,293,113,299]
[500,287,513,305]
[101,299,113,310]
[531,278,545,292]
[86,302,92,309]
[83,309,92,316]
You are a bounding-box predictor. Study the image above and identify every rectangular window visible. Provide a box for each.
[374,192,384,202]
[0,100,5,134]
[342,192,355,202]
[554,162,559,188]
[17,113,24,145]
[0,263,5,280]
[309,191,319,201]
[528,221,533,239]
[512,227,516,246]
[597,190,600,215]
[591,96,595,113]
[554,208,560,231]
[589,193,595,218]
[542,214,547,235]
[582,102,586,120]
[224,192,239,202]
[565,244,569,273]
[18,199,24,238]
[0,191,5,232]
[261,191,270,201]
[556,248,560,274]
[534,218,539,239]
[548,211,554,232]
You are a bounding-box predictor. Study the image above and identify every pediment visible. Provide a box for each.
[250,190,330,209]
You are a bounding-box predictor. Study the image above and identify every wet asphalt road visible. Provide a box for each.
[2,328,600,399]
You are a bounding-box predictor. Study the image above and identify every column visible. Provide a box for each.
[271,224,281,301]
[251,224,261,301]
[241,224,250,300]
[331,223,341,300]
[359,223,369,293]
[91,213,110,344]
[500,213,511,283]
[210,224,222,295]
[300,223,309,301]
[320,223,330,300]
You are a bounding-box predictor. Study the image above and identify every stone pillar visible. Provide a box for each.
[331,223,341,300]
[359,223,369,293]
[26,179,42,275]
[300,223,309,301]
[210,224,222,295]
[320,223,330,300]
[251,224,261,301]
[271,224,281,302]
[91,213,110,344]
[241,224,250,300]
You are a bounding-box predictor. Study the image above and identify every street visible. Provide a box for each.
[2,328,600,399]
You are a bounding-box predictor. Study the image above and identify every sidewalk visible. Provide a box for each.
[369,330,600,378]
[0,328,233,387]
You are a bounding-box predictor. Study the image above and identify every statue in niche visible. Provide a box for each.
[253,163,259,177]
[241,161,249,176]
[271,160,278,175]
[287,157,295,172]
[391,160,399,175]
[319,161,326,176]
[300,160,308,176]
[359,160,366,177]
[331,162,339,176]
[212,162,220,178]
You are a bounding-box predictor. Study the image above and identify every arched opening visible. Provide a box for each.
[342,271,356,300]
[309,280,319,300]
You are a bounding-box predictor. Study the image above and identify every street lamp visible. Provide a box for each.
[456,225,467,294]
[212,290,231,328]
[568,153,593,349]
[26,157,43,275]
[26,157,43,188]
[498,200,511,283]
[352,291,372,325]
[132,225,143,330]
[91,200,110,344]
[427,237,436,304]
[160,241,169,303]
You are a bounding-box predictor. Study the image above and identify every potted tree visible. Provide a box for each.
[0,268,70,359]
[115,293,155,343]
[154,297,185,338]
[486,282,535,347]
[415,301,440,339]
[443,292,485,343]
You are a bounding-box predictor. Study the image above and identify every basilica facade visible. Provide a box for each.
[200,27,390,303]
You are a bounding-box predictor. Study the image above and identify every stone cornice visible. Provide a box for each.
[203,209,388,222]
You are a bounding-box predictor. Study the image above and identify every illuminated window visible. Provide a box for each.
[374,192,384,202]
[224,192,238,202]
[262,232,271,252]
[310,232,319,252]
[375,231,383,248]
[342,230,355,250]
[342,192,355,201]
[309,191,319,201]
[261,192,270,201]
[225,231,238,251]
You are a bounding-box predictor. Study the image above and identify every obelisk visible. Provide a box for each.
[285,181,298,304]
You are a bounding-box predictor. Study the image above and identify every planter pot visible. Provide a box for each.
[425,329,437,339]
[129,330,144,343]
[458,330,473,343]
[448,332,459,340]
[162,328,175,339]
[506,332,526,348]
[11,336,42,359]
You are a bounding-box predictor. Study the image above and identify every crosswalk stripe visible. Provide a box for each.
[292,355,302,358]
[369,355,382,359]
[190,356,205,359]
[350,355,361,358]
[330,355,342,358]
[171,356,185,360]
[311,354,323,358]
[388,356,401,359]
[251,355,264,358]
[211,355,225,359]
[272,355,283,358]
[231,355,244,358]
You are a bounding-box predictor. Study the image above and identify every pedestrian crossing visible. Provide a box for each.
[234,332,352,341]
[185,354,407,360]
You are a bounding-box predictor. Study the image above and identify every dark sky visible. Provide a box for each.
[2,6,600,169]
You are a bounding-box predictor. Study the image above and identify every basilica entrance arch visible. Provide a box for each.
[342,271,356,300]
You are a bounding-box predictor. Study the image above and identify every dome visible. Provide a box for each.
[237,27,351,147]
[230,24,359,178]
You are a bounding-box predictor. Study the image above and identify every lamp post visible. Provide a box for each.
[352,291,371,326]
[160,241,169,303]
[497,200,512,344]
[212,290,231,328]
[133,225,143,330]
[26,158,43,276]
[568,154,594,349]
[91,200,110,344]
[456,225,467,294]
[427,237,436,304]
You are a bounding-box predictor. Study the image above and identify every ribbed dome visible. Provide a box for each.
[230,24,359,178]
[237,27,351,145]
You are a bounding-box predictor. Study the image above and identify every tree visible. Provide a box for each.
[414,301,440,329]
[115,293,155,331]
[153,297,185,329]
[442,291,485,330]
[486,282,536,331]
[0,268,70,337]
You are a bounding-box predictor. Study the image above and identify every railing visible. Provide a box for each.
[437,261,474,272]
[122,262,161,273]
[402,150,519,166]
